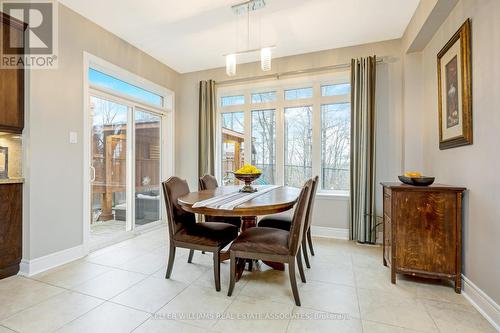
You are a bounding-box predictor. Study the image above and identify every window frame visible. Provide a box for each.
[216,72,350,196]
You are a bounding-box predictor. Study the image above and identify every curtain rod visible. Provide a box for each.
[216,57,384,86]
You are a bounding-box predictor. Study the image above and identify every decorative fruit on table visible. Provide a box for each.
[233,164,262,193]
[399,171,435,186]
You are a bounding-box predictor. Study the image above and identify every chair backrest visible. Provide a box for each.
[288,178,313,256]
[162,177,196,238]
[199,174,218,191]
[303,176,319,235]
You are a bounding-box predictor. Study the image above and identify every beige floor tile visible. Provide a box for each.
[422,299,497,333]
[155,284,233,329]
[0,326,15,333]
[305,260,356,287]
[413,279,470,306]
[151,260,210,284]
[134,318,210,333]
[357,288,438,332]
[71,268,147,299]
[1,290,103,333]
[354,266,418,297]
[362,320,424,332]
[212,295,293,333]
[111,276,188,313]
[0,276,64,320]
[287,307,363,333]
[193,261,248,295]
[298,280,360,317]
[85,246,150,267]
[113,252,167,275]
[56,301,150,333]
[237,267,300,304]
[31,260,110,288]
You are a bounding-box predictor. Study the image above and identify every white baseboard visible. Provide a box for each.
[311,226,349,240]
[19,245,87,277]
[462,275,500,332]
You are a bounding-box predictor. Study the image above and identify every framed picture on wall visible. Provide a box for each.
[437,18,472,150]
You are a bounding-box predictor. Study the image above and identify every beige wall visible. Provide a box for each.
[24,4,180,259]
[176,39,404,229]
[403,0,500,303]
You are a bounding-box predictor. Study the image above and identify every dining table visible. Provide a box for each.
[178,185,300,275]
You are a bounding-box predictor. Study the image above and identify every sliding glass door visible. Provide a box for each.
[134,109,161,227]
[90,96,130,240]
[89,95,165,246]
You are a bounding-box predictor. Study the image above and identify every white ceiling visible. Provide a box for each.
[60,0,420,73]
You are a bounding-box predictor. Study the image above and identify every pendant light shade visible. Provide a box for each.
[260,47,272,71]
[226,54,237,76]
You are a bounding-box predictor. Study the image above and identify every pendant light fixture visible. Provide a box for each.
[224,0,274,76]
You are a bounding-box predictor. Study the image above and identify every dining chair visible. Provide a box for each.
[258,176,319,268]
[199,174,242,228]
[162,176,239,291]
[227,179,313,306]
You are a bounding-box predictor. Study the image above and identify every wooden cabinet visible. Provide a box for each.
[381,183,466,293]
[0,13,25,133]
[0,183,22,278]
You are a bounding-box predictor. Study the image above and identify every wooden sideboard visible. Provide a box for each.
[381,182,466,293]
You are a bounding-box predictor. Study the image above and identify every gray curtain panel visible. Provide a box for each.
[349,56,377,243]
[198,80,217,179]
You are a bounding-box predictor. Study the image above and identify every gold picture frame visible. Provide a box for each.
[437,19,472,150]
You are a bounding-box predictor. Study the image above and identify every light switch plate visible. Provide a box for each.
[69,131,78,144]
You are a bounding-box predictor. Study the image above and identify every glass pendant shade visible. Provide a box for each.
[226,54,237,76]
[260,47,272,71]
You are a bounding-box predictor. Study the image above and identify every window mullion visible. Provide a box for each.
[312,82,322,184]
[275,88,285,186]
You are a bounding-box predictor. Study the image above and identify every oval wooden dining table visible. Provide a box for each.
[178,185,300,274]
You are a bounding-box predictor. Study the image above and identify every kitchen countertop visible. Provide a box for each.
[0,178,24,184]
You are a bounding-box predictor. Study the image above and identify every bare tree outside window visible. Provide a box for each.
[284,106,312,187]
[321,103,350,191]
[251,109,276,184]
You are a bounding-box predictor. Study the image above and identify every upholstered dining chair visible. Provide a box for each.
[258,176,319,268]
[162,177,238,291]
[227,179,313,306]
[199,174,242,228]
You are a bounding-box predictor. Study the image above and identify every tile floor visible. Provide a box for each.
[0,226,496,333]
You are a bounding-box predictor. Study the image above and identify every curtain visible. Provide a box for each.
[198,80,216,178]
[349,56,377,244]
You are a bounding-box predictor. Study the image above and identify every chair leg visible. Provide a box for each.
[165,243,176,279]
[307,228,315,256]
[228,253,236,297]
[302,239,311,269]
[297,248,306,283]
[288,257,301,306]
[213,251,221,292]
[187,249,194,263]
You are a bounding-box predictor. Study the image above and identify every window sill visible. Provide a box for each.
[315,192,350,200]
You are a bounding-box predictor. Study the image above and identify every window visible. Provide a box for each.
[89,68,163,107]
[284,106,312,187]
[251,109,276,185]
[321,103,350,191]
[251,91,276,103]
[217,73,351,193]
[221,112,245,185]
[321,83,350,96]
[221,95,245,107]
[284,87,313,100]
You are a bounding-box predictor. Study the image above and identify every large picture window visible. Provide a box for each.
[217,72,350,194]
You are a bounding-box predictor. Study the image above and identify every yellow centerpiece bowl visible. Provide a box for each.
[233,164,262,193]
